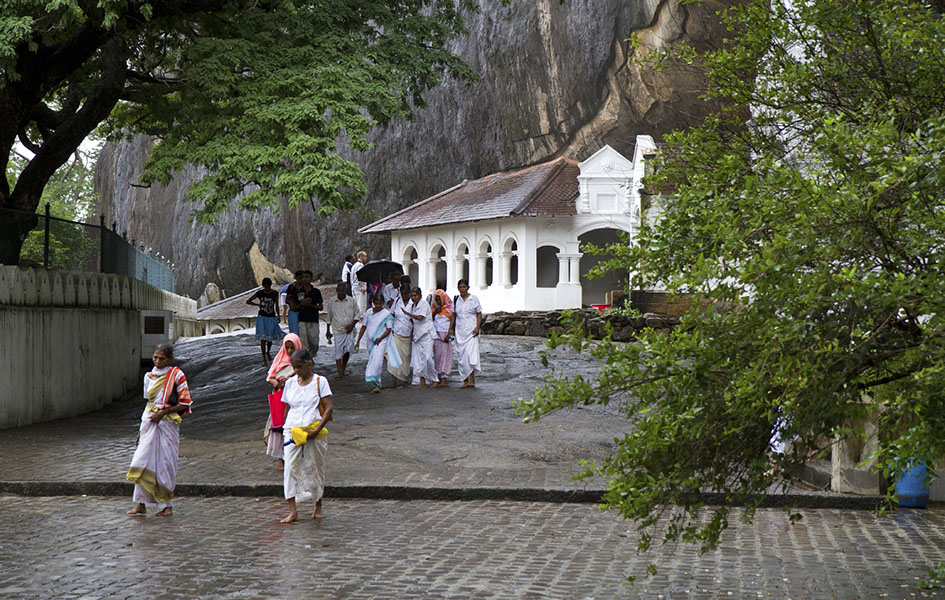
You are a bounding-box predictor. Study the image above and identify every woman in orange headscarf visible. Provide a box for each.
[431,289,453,387]
[264,333,301,469]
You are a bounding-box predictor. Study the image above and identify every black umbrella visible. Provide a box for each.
[356,259,404,285]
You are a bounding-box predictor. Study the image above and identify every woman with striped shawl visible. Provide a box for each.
[126,343,193,516]
[386,283,414,388]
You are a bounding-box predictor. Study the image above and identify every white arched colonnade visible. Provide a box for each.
[360,139,657,313]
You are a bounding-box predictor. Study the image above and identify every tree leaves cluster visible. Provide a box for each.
[521,0,945,579]
[0,0,477,263]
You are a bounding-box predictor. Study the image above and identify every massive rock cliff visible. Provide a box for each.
[95,0,732,299]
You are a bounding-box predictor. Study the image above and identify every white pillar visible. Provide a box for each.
[451,258,465,291]
[556,253,582,286]
[555,253,569,288]
[425,258,438,292]
[476,253,489,289]
[569,254,582,285]
[445,257,455,292]
[403,258,414,286]
[578,179,591,213]
[498,252,512,288]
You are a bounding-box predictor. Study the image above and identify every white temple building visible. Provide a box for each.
[359,136,659,313]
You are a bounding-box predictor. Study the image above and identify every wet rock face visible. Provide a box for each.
[94,0,733,299]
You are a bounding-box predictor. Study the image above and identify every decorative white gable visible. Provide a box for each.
[576,144,636,216]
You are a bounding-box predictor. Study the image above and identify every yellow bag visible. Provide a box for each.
[290,421,328,445]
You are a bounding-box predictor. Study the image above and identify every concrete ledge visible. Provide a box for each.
[0,480,895,509]
[799,463,833,490]
[0,480,602,503]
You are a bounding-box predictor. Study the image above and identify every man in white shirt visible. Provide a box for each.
[340,254,354,295]
[278,281,291,324]
[324,282,360,378]
[381,271,402,308]
[350,250,368,314]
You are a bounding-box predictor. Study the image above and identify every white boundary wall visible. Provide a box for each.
[0,266,197,428]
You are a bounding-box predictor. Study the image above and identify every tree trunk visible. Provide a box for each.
[0,209,37,265]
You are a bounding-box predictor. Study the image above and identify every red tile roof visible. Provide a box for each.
[359,157,579,234]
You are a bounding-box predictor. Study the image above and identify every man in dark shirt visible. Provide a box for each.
[292,270,323,354]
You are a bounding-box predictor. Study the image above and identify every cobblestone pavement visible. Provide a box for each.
[0,496,943,599]
[3,331,943,598]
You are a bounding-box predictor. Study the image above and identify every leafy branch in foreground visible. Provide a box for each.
[521,0,945,582]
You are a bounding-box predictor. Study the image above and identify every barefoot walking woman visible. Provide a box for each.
[403,287,438,388]
[449,279,482,388]
[246,277,284,365]
[431,290,453,386]
[356,293,394,393]
[265,333,301,470]
[386,283,414,388]
[127,344,193,516]
[281,348,333,523]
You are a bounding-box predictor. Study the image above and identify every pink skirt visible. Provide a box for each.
[433,330,453,378]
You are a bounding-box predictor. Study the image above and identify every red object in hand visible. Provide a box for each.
[269,390,288,428]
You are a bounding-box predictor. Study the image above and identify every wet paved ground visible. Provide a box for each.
[0,332,621,495]
[1,331,944,598]
[0,496,943,599]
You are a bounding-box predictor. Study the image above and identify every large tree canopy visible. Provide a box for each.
[521,0,945,579]
[0,0,475,264]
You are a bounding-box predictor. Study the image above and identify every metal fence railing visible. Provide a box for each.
[1,204,176,293]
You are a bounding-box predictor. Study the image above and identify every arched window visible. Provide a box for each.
[456,242,470,285]
[536,245,560,288]
[503,238,519,286]
[578,228,629,306]
[402,246,420,286]
[430,243,447,291]
[480,241,493,288]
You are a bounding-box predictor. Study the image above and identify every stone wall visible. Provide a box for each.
[0,266,199,428]
[482,308,679,341]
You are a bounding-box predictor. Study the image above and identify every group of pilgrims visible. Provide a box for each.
[125,260,484,524]
[344,272,484,393]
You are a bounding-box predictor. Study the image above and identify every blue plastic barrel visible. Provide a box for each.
[895,460,929,508]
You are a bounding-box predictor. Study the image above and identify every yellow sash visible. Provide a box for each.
[146,373,182,424]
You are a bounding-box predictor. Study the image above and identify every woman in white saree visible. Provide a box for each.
[449,279,482,388]
[126,343,193,516]
[386,283,414,388]
[402,287,438,388]
[281,348,332,523]
[356,294,395,393]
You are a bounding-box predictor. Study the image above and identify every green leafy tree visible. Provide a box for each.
[0,0,476,265]
[520,0,945,579]
[7,147,99,269]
